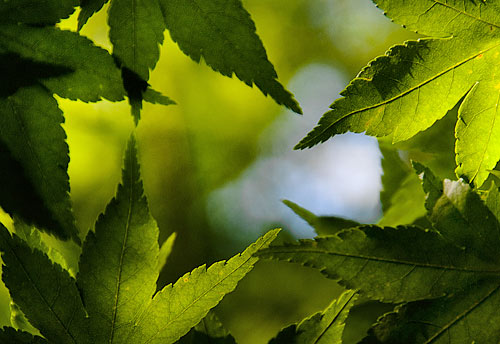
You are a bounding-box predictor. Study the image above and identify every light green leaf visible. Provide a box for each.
[377,173,426,227]
[269,289,357,344]
[0,226,89,343]
[296,1,500,187]
[257,226,494,303]
[158,232,177,274]
[160,0,301,114]
[0,327,47,344]
[77,136,160,343]
[0,24,125,102]
[176,311,237,344]
[456,80,500,186]
[109,0,164,82]
[361,279,500,344]
[379,144,410,212]
[415,162,500,263]
[374,0,500,38]
[127,228,280,344]
[78,0,110,30]
[0,0,77,26]
[0,86,78,242]
[283,200,360,236]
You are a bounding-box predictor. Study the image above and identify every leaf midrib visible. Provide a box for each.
[433,0,500,30]
[263,248,500,274]
[307,41,500,145]
[139,233,276,344]
[108,166,135,344]
[4,237,78,343]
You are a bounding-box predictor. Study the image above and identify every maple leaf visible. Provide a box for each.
[0,136,279,344]
[259,162,500,342]
[78,0,301,115]
[296,0,500,187]
[269,290,357,344]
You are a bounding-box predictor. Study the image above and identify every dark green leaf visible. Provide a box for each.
[177,311,237,344]
[257,226,495,303]
[0,327,47,344]
[269,289,357,344]
[361,279,500,344]
[77,136,161,343]
[415,162,500,263]
[78,0,110,30]
[0,86,78,242]
[0,0,77,26]
[0,226,89,343]
[0,24,125,102]
[160,0,301,114]
[109,0,164,81]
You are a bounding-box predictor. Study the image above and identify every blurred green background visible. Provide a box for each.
[0,1,417,342]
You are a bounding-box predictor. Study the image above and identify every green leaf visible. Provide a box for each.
[379,145,409,212]
[77,135,161,343]
[283,200,360,236]
[415,162,500,264]
[109,0,164,82]
[257,225,495,303]
[0,226,89,343]
[361,279,500,344]
[269,289,357,344]
[0,24,125,102]
[0,0,77,26]
[374,0,500,38]
[176,311,237,344]
[295,1,500,187]
[0,327,47,344]
[377,144,426,227]
[0,86,78,242]
[456,80,500,186]
[78,0,110,30]
[10,302,39,335]
[126,228,279,344]
[158,232,177,274]
[160,0,302,114]
[0,136,278,344]
[377,173,426,227]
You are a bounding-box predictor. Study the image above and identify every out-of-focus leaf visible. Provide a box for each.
[78,0,110,30]
[176,311,237,344]
[0,327,47,344]
[158,232,177,274]
[283,200,360,236]
[160,0,301,114]
[0,86,78,242]
[269,289,357,344]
